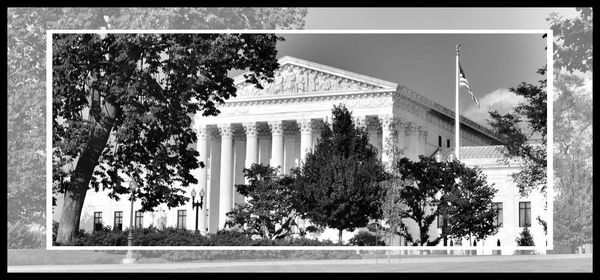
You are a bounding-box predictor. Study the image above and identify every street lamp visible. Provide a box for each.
[191,188,205,234]
[434,150,443,163]
[123,177,138,264]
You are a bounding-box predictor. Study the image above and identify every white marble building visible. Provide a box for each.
[54,56,549,253]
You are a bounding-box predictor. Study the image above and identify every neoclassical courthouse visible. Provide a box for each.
[55,56,550,254]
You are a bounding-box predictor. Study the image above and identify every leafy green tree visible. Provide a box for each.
[488,67,547,196]
[225,164,301,240]
[293,105,388,244]
[393,157,497,246]
[441,161,499,246]
[52,33,282,244]
[547,8,592,73]
[546,8,593,254]
[552,73,593,253]
[394,156,456,246]
[7,8,307,248]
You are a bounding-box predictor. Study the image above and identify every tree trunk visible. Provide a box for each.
[338,229,343,245]
[56,92,117,244]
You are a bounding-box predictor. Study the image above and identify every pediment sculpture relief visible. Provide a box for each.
[236,65,381,97]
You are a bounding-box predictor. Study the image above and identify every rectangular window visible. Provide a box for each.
[113,211,123,231]
[492,202,503,227]
[93,212,103,231]
[519,202,531,227]
[438,136,442,147]
[135,211,144,229]
[447,139,451,148]
[177,210,186,229]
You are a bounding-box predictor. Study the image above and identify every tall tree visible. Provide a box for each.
[7,8,307,248]
[488,66,547,196]
[52,33,282,244]
[225,164,301,240]
[552,72,593,253]
[395,156,455,246]
[293,105,388,244]
[393,157,498,246]
[440,161,499,246]
[547,8,593,254]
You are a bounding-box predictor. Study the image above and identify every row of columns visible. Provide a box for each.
[194,115,431,233]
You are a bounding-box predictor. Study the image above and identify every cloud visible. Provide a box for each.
[462,88,526,128]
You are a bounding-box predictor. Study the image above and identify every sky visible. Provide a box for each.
[228,8,583,128]
[303,8,579,30]
[265,33,547,128]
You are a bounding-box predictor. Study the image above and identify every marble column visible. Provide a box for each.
[196,124,208,235]
[268,120,284,174]
[208,128,221,233]
[298,119,314,163]
[379,115,395,170]
[243,122,259,177]
[217,123,233,229]
[232,130,246,205]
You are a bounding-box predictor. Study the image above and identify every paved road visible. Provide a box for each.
[8,254,592,272]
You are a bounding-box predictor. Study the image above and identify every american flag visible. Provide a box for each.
[459,63,480,109]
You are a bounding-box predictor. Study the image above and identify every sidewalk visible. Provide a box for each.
[8,254,592,272]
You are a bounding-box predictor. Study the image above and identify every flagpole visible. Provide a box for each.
[455,44,460,161]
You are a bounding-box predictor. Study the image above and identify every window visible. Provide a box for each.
[177,210,186,229]
[438,136,442,147]
[113,211,123,231]
[93,212,103,231]
[447,139,451,148]
[492,202,503,227]
[135,211,144,229]
[519,202,531,227]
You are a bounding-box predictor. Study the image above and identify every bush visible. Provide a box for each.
[515,227,536,255]
[348,231,386,246]
[8,221,45,249]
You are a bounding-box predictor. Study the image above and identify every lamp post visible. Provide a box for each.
[191,188,205,234]
[123,177,138,264]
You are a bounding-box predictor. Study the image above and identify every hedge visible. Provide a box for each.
[54,225,361,261]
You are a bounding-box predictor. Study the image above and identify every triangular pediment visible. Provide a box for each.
[233,56,398,97]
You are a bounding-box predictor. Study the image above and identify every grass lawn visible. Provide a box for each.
[184,257,592,272]
[7,249,126,266]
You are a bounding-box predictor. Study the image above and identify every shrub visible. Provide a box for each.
[348,230,386,246]
[515,227,536,255]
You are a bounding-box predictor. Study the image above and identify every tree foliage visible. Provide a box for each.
[516,227,535,246]
[552,72,593,253]
[546,8,593,253]
[441,161,499,245]
[394,156,452,246]
[225,164,301,240]
[7,8,307,246]
[293,105,388,243]
[488,67,547,196]
[393,157,498,246]
[52,33,283,244]
[547,8,593,73]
